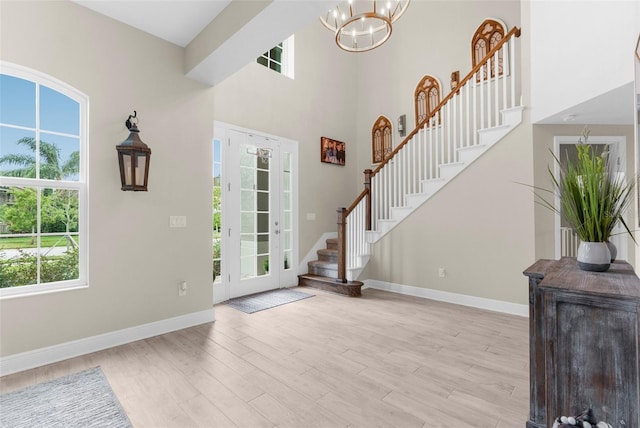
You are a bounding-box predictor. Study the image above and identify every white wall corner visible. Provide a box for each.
[0,309,215,377]
[363,279,528,318]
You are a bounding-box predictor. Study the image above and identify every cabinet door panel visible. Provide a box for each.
[549,296,639,426]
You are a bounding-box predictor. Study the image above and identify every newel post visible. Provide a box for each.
[364,169,372,230]
[337,207,347,283]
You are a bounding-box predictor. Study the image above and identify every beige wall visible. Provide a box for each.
[533,124,637,263]
[352,1,522,176]
[0,1,214,356]
[211,22,360,260]
[363,123,535,305]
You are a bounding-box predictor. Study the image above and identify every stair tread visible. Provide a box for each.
[308,260,337,267]
[318,248,338,255]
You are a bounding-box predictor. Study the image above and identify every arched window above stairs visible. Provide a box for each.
[372,116,392,164]
[472,18,507,82]
[414,75,441,127]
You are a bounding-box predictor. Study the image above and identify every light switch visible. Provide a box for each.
[170,216,187,228]
[306,213,316,221]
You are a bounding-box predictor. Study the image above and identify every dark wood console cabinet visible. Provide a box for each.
[523,258,640,428]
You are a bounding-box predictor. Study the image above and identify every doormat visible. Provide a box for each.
[225,288,314,314]
[0,366,132,428]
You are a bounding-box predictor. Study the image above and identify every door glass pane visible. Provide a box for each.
[212,139,222,283]
[282,151,292,271]
[240,212,255,233]
[241,190,255,211]
[240,144,270,279]
[240,167,254,189]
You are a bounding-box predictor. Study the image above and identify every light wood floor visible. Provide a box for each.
[0,288,530,427]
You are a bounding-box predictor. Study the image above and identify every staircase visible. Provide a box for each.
[300,26,522,295]
[298,238,363,297]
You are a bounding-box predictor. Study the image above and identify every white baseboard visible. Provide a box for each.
[363,279,528,317]
[0,309,216,377]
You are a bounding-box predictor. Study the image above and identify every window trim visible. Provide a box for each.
[371,115,393,164]
[257,35,295,79]
[414,75,442,127]
[0,61,89,299]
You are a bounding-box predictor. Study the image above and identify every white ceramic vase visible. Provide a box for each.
[577,241,611,272]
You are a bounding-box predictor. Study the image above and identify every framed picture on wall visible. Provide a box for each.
[321,136,346,166]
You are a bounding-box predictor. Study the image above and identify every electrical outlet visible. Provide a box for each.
[438,268,446,278]
[178,281,187,297]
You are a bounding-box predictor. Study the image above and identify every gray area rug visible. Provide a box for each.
[0,366,131,428]
[225,288,314,313]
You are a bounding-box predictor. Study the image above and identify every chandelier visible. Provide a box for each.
[321,0,411,52]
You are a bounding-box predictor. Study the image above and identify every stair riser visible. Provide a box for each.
[308,264,338,278]
[326,239,338,251]
[298,276,362,297]
[317,249,338,263]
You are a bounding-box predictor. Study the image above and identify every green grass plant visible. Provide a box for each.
[537,144,636,243]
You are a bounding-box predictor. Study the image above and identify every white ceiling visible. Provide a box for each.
[73,1,232,47]
[535,82,636,126]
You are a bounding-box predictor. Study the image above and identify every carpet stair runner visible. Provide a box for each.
[298,238,363,297]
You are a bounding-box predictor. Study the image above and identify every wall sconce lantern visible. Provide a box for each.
[450,70,460,90]
[397,114,406,137]
[116,111,151,191]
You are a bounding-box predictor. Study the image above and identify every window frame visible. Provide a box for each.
[372,115,393,164]
[0,61,89,299]
[257,35,295,79]
[471,18,507,82]
[414,75,442,127]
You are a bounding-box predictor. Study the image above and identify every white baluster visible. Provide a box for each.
[473,72,478,146]
[459,90,463,152]
[435,118,440,175]
[510,37,516,108]
[418,129,424,184]
[480,67,485,131]
[502,44,507,113]
[494,50,499,124]
[465,80,470,148]
[447,100,451,163]
[487,61,492,128]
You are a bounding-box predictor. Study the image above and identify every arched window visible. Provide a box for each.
[414,75,441,127]
[0,62,88,297]
[372,116,392,164]
[471,18,507,81]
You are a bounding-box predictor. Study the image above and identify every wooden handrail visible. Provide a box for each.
[371,26,521,177]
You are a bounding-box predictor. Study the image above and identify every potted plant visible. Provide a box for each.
[538,134,636,272]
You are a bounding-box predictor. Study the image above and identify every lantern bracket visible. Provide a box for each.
[125,110,138,130]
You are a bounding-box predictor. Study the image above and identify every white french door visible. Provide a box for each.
[223,127,297,299]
